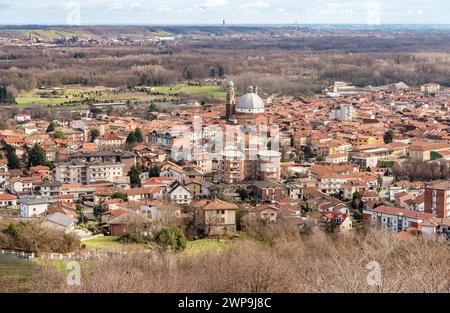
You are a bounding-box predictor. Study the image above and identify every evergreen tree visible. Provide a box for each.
[134,127,144,143]
[90,108,102,118]
[53,130,64,139]
[7,150,20,169]
[148,165,161,177]
[89,128,100,142]
[218,65,225,78]
[185,70,193,81]
[28,144,49,167]
[383,130,394,144]
[351,191,364,210]
[46,121,56,133]
[0,84,15,104]
[128,165,142,188]
[351,209,363,228]
[126,131,136,144]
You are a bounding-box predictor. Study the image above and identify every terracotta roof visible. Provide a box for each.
[191,198,238,210]
[0,194,17,200]
[371,205,433,220]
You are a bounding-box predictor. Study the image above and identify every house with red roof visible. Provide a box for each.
[363,205,433,233]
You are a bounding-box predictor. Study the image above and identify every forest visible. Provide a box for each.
[13,229,450,293]
[0,26,449,98]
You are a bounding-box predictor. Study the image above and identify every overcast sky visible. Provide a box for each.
[0,0,448,25]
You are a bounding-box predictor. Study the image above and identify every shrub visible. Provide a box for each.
[154,226,187,252]
[0,221,80,254]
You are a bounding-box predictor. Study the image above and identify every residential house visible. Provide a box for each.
[192,198,238,237]
[168,182,192,204]
[318,211,352,232]
[254,203,279,223]
[253,180,287,203]
[94,133,125,149]
[41,212,77,234]
[107,212,153,236]
[160,161,186,183]
[0,193,17,208]
[19,196,51,217]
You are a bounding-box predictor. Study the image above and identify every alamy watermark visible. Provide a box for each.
[366,261,382,287]
[66,261,81,286]
[66,2,81,26]
[169,116,280,164]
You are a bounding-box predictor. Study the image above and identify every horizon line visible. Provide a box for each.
[1,23,450,27]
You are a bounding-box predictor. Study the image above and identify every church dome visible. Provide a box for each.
[236,86,265,114]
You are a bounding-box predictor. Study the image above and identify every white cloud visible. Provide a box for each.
[240,1,270,12]
[202,0,228,9]
[110,2,123,11]
[156,6,173,13]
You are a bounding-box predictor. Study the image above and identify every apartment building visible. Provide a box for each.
[55,160,124,184]
[219,149,245,184]
[73,118,106,142]
[217,148,281,184]
[424,181,450,218]
[94,133,125,149]
[69,149,136,173]
[329,104,355,121]
[363,205,433,233]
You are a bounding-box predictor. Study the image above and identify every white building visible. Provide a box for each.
[20,197,50,217]
[55,160,124,184]
[168,182,192,204]
[14,114,31,123]
[363,205,433,233]
[329,104,355,121]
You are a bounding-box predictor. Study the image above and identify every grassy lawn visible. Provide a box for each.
[151,84,227,99]
[82,235,154,251]
[0,256,38,292]
[82,236,122,249]
[15,86,173,107]
[184,239,232,255]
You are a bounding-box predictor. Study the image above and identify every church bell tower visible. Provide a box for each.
[226,81,236,121]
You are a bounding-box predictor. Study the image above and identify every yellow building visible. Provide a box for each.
[409,142,450,161]
[185,180,202,197]
[351,135,379,146]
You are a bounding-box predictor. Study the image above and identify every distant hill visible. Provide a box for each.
[1,24,447,41]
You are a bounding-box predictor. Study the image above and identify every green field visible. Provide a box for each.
[184,239,231,254]
[0,256,37,292]
[18,29,89,40]
[82,236,123,249]
[151,84,227,99]
[82,235,232,254]
[14,84,223,108]
[15,86,173,107]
